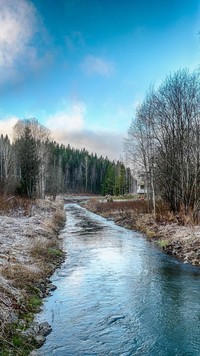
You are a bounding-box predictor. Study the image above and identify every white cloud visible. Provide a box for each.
[45,100,86,132]
[0,0,49,86]
[0,0,38,67]
[45,99,123,160]
[0,109,124,160]
[81,55,114,76]
[0,117,19,138]
[50,128,124,161]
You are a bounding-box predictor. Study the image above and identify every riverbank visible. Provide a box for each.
[0,196,66,355]
[84,198,200,267]
[26,201,200,355]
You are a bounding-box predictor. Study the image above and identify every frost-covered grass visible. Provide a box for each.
[0,196,66,355]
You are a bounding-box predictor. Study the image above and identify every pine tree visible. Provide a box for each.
[16,126,39,198]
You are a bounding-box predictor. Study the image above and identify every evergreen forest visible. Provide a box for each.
[0,118,133,199]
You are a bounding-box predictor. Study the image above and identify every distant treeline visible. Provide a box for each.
[0,118,133,198]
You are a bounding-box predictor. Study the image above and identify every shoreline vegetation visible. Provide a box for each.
[0,195,66,355]
[84,196,200,268]
[0,194,199,355]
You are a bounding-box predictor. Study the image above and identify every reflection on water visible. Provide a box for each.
[36,203,200,355]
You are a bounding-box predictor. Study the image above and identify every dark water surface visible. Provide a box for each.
[36,203,200,355]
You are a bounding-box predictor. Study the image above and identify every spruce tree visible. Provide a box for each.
[16,126,39,198]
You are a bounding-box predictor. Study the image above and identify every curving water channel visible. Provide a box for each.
[36,203,200,355]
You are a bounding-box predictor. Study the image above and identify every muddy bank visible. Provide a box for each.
[84,199,200,267]
[0,196,66,355]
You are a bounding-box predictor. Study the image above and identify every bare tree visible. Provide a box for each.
[124,89,156,213]
[153,69,200,213]
[0,135,15,195]
[125,68,200,215]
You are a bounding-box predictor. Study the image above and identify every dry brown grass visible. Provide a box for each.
[0,195,33,216]
[1,264,42,290]
[40,209,66,239]
[52,209,66,232]
[155,200,176,223]
[30,239,63,263]
[155,201,199,226]
[89,199,149,215]
[91,199,198,227]
[86,198,200,243]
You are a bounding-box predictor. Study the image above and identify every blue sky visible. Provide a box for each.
[0,0,200,159]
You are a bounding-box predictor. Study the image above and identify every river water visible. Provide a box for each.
[36,203,200,355]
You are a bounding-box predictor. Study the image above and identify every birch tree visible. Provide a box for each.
[0,135,15,195]
[124,90,156,212]
[125,68,200,215]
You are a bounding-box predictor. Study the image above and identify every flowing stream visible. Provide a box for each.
[36,203,200,355]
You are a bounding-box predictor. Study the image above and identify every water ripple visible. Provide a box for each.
[35,203,200,356]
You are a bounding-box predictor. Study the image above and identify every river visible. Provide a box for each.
[35,203,200,355]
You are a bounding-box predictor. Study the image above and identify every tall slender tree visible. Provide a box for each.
[15,126,39,198]
[125,68,200,215]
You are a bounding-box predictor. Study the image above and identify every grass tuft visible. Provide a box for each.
[30,239,64,263]
[2,264,42,289]
[157,239,169,249]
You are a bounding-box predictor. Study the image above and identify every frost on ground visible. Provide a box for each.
[156,223,200,265]
[0,196,66,352]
